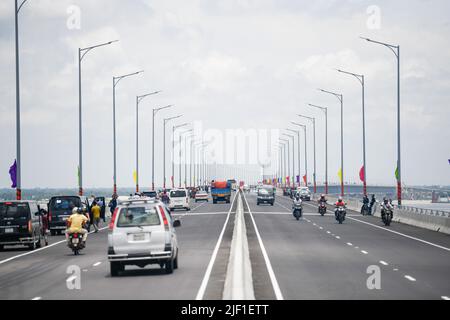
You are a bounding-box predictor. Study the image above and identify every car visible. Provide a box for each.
[257,186,275,206]
[168,189,190,211]
[0,201,45,250]
[195,191,209,202]
[142,191,158,200]
[107,198,181,276]
[47,196,90,235]
[297,187,311,201]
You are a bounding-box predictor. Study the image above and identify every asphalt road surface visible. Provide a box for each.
[0,191,449,300]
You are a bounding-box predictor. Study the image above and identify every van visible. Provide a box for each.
[48,196,90,235]
[0,201,44,250]
[168,189,190,211]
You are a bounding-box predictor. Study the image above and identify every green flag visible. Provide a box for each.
[77,166,80,186]
[395,167,399,181]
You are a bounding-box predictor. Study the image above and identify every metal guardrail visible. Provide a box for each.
[398,206,450,218]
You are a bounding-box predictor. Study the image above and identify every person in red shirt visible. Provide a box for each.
[334,196,346,219]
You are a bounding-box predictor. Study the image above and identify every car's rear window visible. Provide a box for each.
[0,203,30,220]
[49,197,81,211]
[143,192,157,197]
[117,206,160,227]
[170,190,186,197]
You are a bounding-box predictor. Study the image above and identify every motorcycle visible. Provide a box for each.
[361,203,370,216]
[381,207,393,226]
[292,202,303,221]
[335,206,346,224]
[68,233,85,255]
[318,202,327,216]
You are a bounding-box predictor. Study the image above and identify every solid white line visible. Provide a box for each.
[347,242,353,246]
[393,268,399,271]
[346,217,450,252]
[441,296,450,300]
[361,250,368,255]
[335,236,340,239]
[380,261,389,266]
[31,297,42,300]
[0,227,108,266]
[243,193,284,300]
[195,193,237,300]
[93,262,101,267]
[404,275,416,282]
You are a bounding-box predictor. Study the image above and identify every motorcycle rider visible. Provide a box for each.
[292,194,303,217]
[66,207,89,247]
[334,196,346,219]
[369,194,376,215]
[318,194,327,212]
[380,197,393,219]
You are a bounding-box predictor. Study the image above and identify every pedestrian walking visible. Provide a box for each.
[91,201,101,232]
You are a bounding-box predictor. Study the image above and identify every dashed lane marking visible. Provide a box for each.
[404,275,416,282]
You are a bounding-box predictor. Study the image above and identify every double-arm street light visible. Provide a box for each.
[163,115,182,189]
[298,115,317,193]
[112,70,143,194]
[337,68,367,196]
[291,123,308,187]
[184,133,195,188]
[280,138,290,186]
[152,105,173,190]
[286,129,301,188]
[282,133,296,188]
[361,36,402,205]
[135,91,161,193]
[78,40,118,196]
[172,123,189,188]
[319,89,344,196]
[307,104,328,194]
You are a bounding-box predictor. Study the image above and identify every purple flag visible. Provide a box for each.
[296,175,300,183]
[9,160,17,188]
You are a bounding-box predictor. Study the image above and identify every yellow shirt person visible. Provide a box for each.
[91,204,101,220]
[67,213,88,233]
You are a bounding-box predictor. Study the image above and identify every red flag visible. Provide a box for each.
[359,166,365,182]
[303,175,307,185]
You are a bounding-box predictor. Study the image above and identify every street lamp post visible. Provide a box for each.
[361,37,401,205]
[337,68,367,196]
[78,39,118,196]
[152,105,173,190]
[184,133,195,188]
[163,115,182,189]
[14,0,30,200]
[308,104,328,194]
[135,91,161,193]
[286,129,301,188]
[179,129,193,188]
[113,70,143,194]
[172,123,189,188]
[298,115,317,193]
[280,138,290,187]
[284,132,297,188]
[319,89,344,197]
[291,123,308,187]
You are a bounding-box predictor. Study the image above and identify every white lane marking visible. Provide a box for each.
[319,227,323,230]
[380,261,389,266]
[355,246,359,249]
[0,227,108,266]
[313,223,317,226]
[346,217,450,253]
[335,236,340,239]
[347,242,353,246]
[326,231,331,234]
[190,201,208,212]
[441,296,450,300]
[243,193,284,300]
[93,262,101,267]
[393,268,399,271]
[172,212,229,217]
[31,297,42,300]
[404,275,416,282]
[361,250,368,255]
[196,193,238,300]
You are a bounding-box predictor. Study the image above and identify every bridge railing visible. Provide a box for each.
[398,206,450,218]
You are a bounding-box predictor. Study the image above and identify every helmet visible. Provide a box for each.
[338,196,343,201]
[321,194,325,197]
[72,207,78,214]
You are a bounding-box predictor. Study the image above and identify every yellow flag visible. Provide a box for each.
[133,170,137,184]
[337,168,343,183]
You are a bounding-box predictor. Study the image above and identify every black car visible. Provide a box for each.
[257,187,275,206]
[48,196,90,235]
[0,201,44,250]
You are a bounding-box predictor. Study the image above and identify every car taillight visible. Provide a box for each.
[48,210,52,222]
[28,220,32,233]
[73,233,78,238]
[158,206,169,231]
[109,207,119,230]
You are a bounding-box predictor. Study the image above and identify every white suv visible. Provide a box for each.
[107,199,180,276]
[168,189,190,211]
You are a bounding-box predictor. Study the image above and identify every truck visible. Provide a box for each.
[211,180,232,204]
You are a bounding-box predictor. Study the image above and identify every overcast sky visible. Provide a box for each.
[1,0,449,189]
